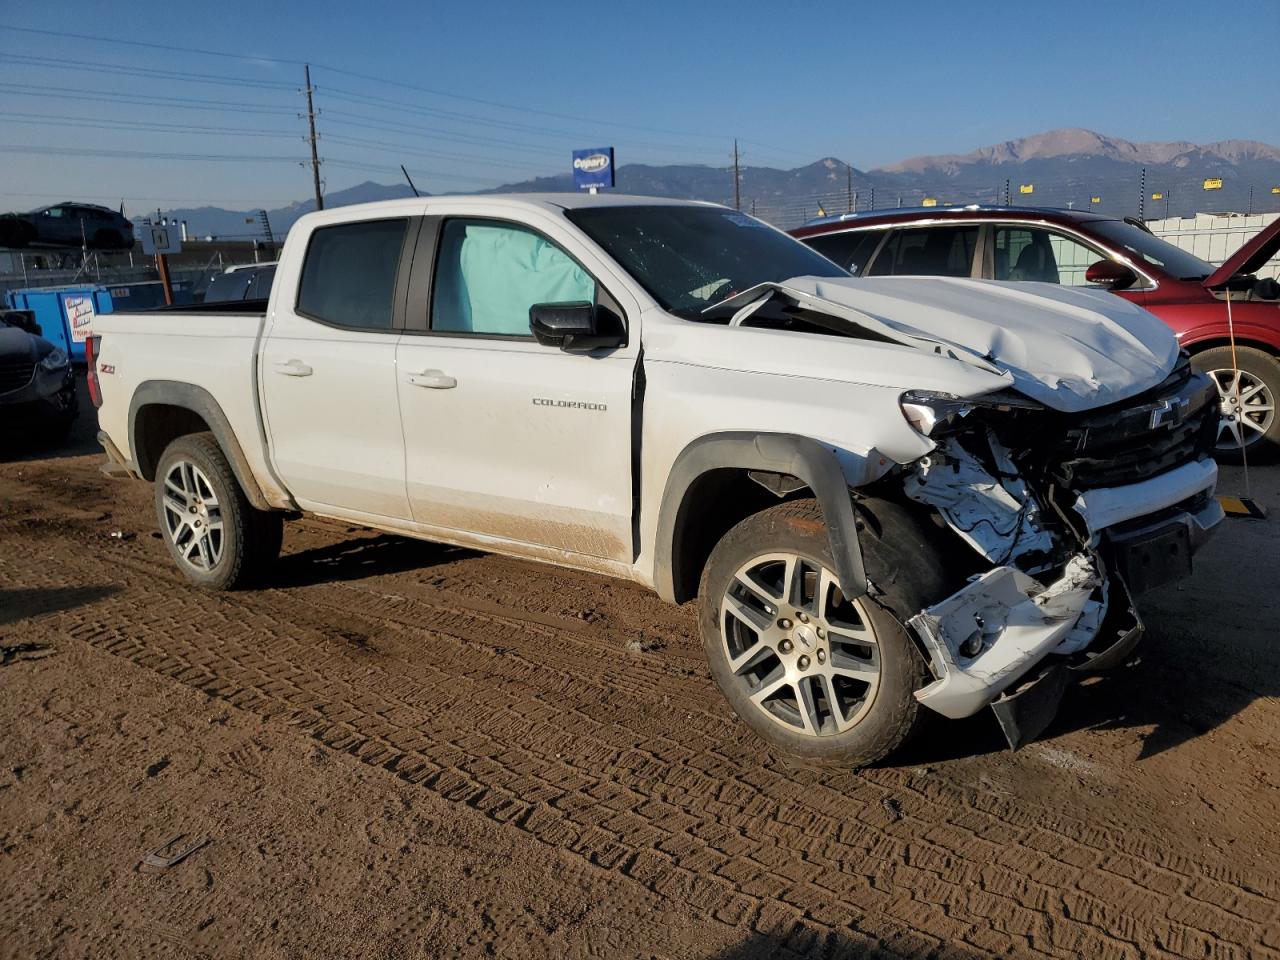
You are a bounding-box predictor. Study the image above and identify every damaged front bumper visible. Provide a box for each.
[899,394,1221,742]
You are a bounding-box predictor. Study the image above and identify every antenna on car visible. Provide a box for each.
[401,165,421,198]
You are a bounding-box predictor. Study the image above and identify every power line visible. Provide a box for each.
[0,22,807,156]
[0,144,304,163]
[0,82,298,114]
[0,111,296,138]
[0,52,297,89]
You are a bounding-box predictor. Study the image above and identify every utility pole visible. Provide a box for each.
[846,165,853,212]
[304,64,324,211]
[732,139,741,210]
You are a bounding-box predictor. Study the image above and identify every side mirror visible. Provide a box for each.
[529,301,625,353]
[1085,259,1138,290]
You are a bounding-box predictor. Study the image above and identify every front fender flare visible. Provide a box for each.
[654,432,869,604]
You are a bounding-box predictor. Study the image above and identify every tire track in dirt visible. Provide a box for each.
[2,460,1278,957]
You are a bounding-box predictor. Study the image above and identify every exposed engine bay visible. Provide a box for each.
[894,357,1222,742]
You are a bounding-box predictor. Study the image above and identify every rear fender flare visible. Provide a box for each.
[654,432,869,603]
[128,380,272,511]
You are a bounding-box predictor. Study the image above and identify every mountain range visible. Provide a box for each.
[165,128,1280,238]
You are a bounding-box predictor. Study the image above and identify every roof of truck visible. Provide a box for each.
[297,194,722,226]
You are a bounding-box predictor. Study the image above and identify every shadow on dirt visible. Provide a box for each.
[711,930,985,959]
[0,585,121,628]
[271,534,477,588]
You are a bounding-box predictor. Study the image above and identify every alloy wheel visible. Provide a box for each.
[1208,366,1276,452]
[720,552,881,736]
[161,459,224,571]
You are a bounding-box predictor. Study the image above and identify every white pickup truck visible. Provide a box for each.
[91,194,1223,767]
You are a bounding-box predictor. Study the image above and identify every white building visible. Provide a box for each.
[1146,211,1279,281]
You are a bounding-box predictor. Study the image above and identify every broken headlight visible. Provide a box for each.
[899,390,1043,437]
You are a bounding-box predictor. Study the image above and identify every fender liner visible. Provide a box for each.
[128,380,273,511]
[654,432,867,603]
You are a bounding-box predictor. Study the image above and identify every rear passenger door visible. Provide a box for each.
[260,216,415,520]
[395,215,638,563]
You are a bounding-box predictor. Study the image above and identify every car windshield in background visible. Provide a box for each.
[1090,220,1215,281]
[566,205,848,319]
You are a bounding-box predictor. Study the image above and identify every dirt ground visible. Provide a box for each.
[1,395,1278,959]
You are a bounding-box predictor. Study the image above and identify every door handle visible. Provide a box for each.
[407,369,457,389]
[273,359,313,377]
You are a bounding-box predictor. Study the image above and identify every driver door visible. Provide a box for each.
[395,217,639,563]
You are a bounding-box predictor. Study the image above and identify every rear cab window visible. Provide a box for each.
[296,219,409,330]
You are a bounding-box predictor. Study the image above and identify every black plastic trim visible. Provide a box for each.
[653,432,866,603]
[127,380,272,511]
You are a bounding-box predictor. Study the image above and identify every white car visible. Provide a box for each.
[90,194,1222,767]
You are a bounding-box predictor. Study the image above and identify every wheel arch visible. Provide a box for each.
[1183,335,1280,358]
[129,381,272,511]
[654,432,869,605]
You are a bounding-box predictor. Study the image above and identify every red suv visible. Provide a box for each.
[792,207,1280,460]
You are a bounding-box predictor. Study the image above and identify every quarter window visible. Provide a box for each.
[431,219,596,336]
[296,218,408,330]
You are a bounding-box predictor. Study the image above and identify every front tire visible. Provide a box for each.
[154,432,283,590]
[1192,345,1280,462]
[698,499,930,769]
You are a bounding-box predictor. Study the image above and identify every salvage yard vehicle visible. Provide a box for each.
[0,202,135,250]
[793,207,1280,460]
[0,308,76,443]
[91,195,1222,766]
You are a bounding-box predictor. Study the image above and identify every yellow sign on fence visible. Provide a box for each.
[1151,192,1164,200]
[1090,196,1101,204]
[1272,186,1280,194]
[922,197,937,207]
[1019,184,1034,194]
[1203,178,1223,190]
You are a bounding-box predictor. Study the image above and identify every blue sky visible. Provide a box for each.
[1,0,1276,213]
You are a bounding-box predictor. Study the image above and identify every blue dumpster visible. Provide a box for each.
[4,286,112,362]
[5,282,191,362]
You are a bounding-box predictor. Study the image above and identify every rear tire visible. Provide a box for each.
[697,498,933,769]
[154,432,283,590]
[1191,345,1280,463]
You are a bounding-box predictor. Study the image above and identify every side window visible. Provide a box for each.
[994,226,1109,286]
[431,219,596,336]
[296,219,408,330]
[867,226,978,277]
[805,231,882,274]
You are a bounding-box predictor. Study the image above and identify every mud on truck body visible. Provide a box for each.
[90,195,1222,767]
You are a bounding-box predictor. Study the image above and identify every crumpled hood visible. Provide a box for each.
[775,276,1179,412]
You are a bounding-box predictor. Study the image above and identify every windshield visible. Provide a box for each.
[565,205,848,319]
[1090,220,1214,281]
